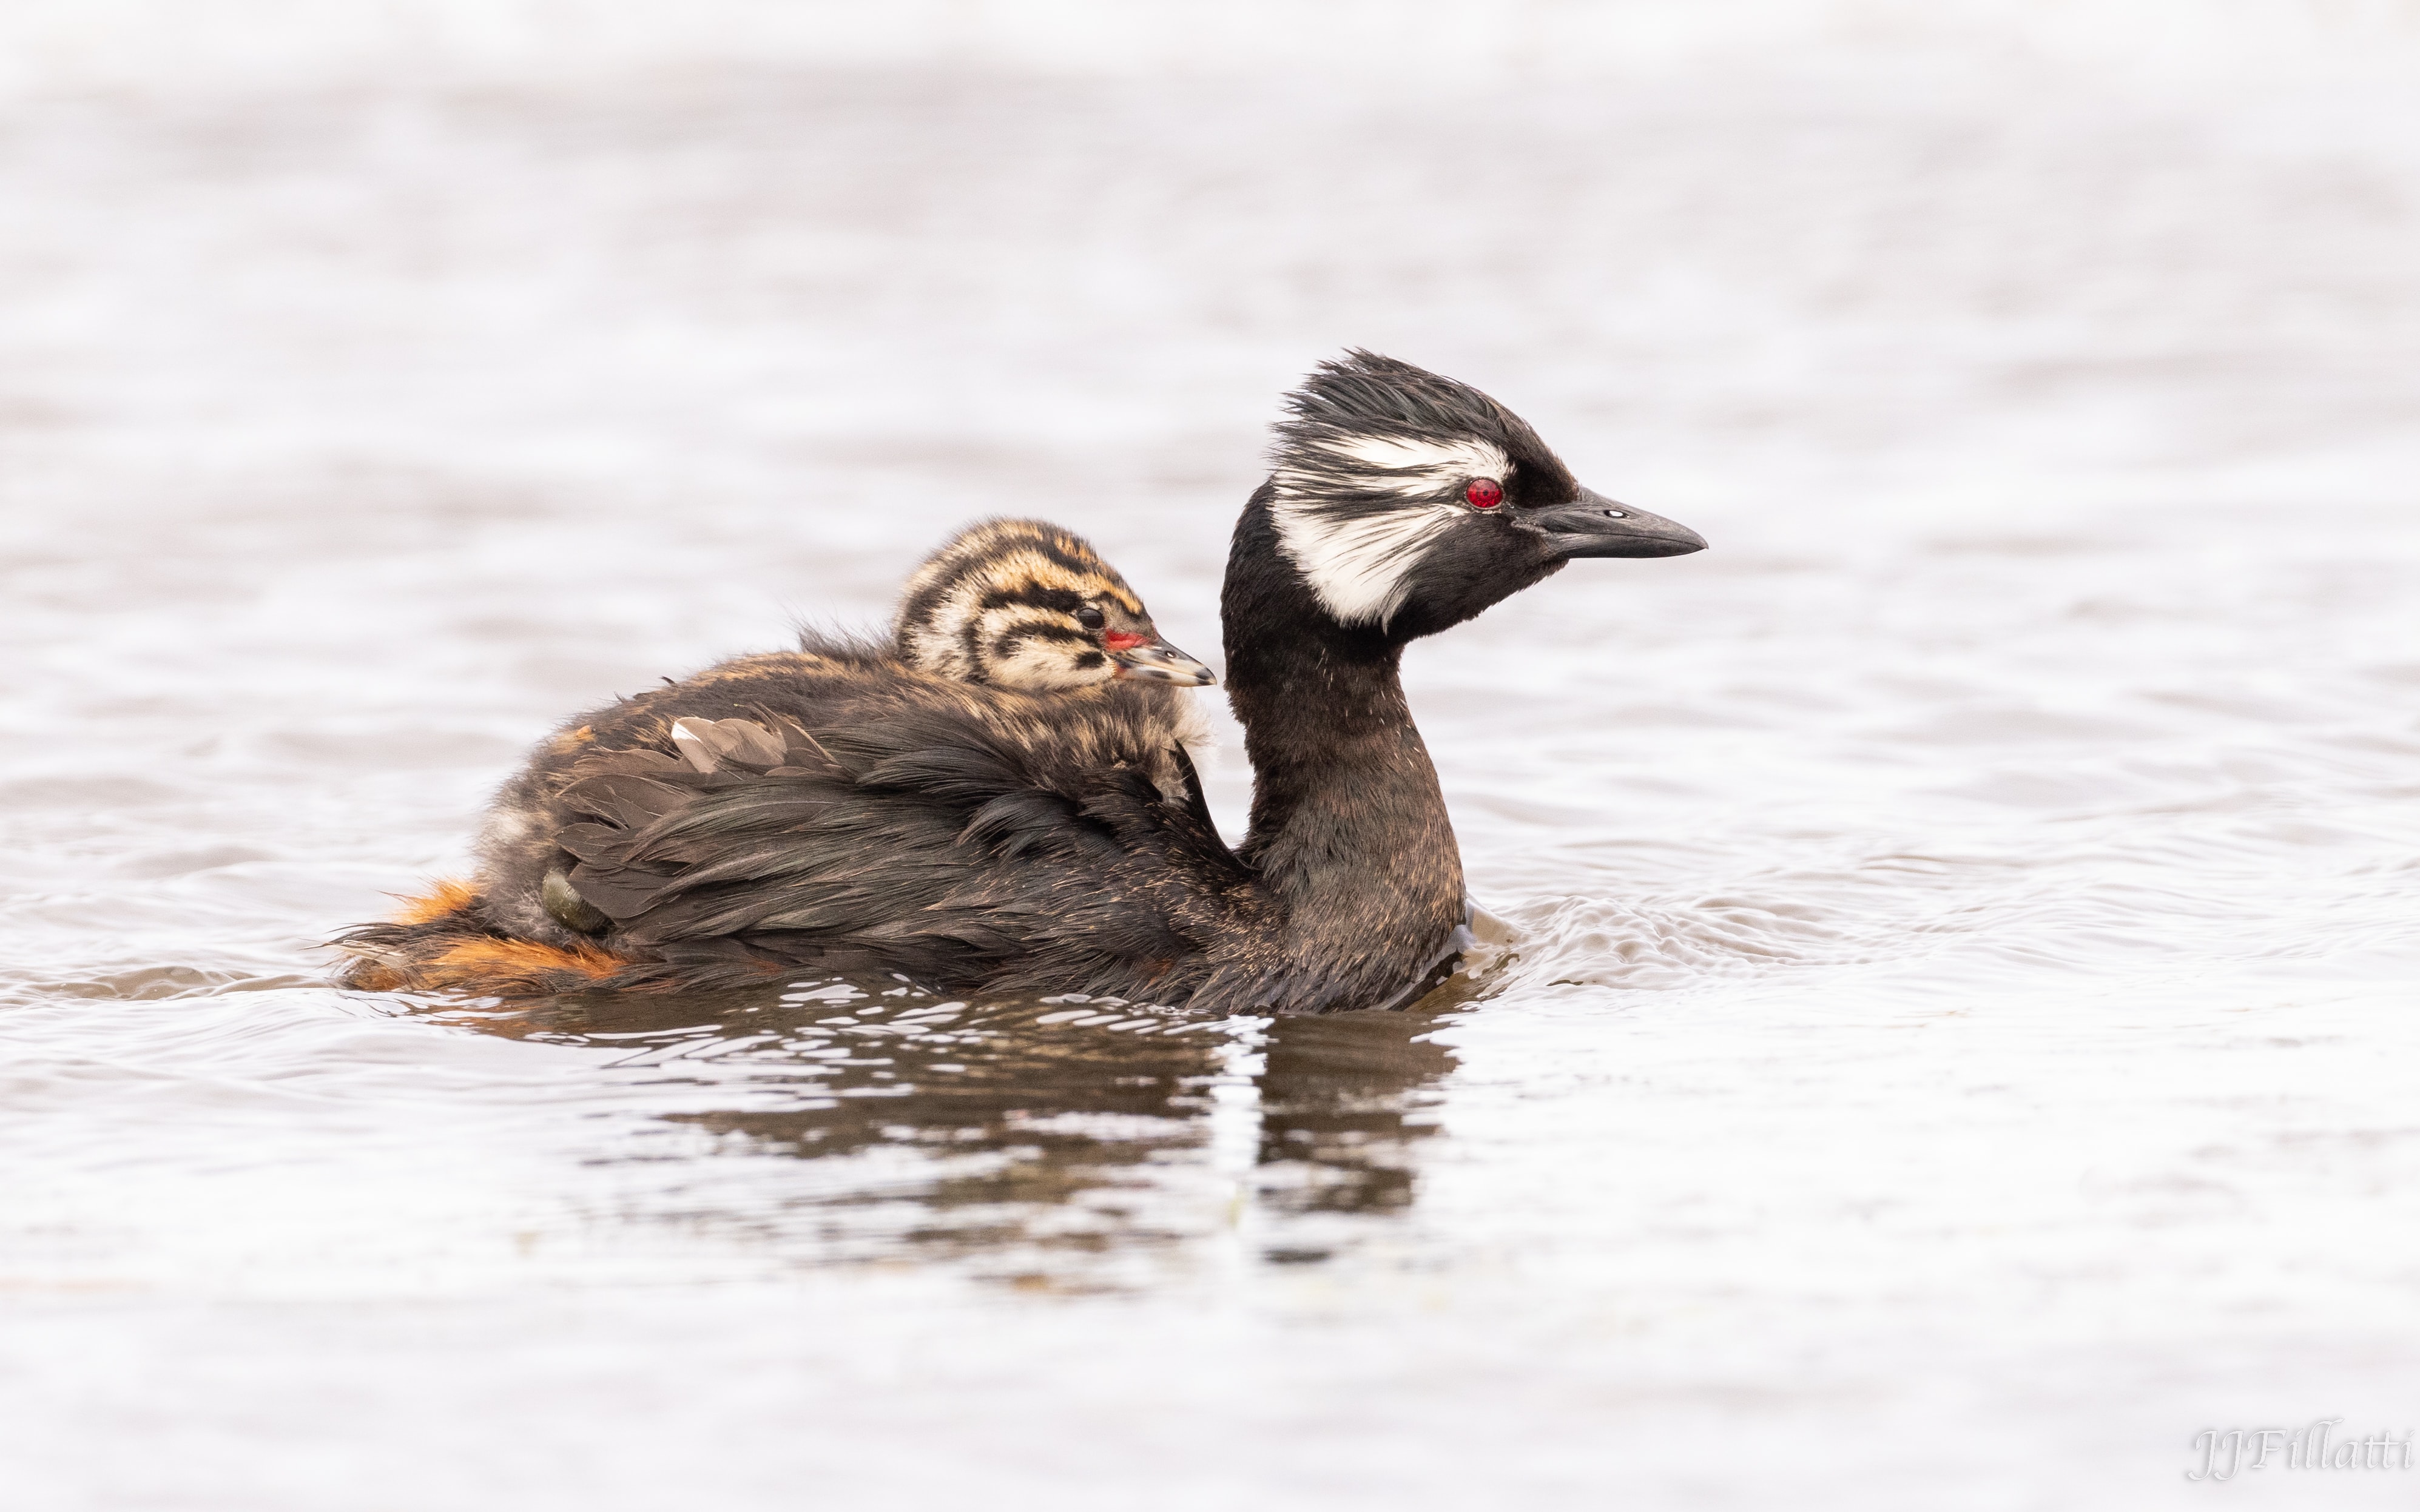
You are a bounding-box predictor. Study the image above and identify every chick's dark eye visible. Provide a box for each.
[1465,478,1504,510]
[1076,606,1106,630]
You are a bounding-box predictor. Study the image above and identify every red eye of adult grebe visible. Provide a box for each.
[1465,477,1504,509]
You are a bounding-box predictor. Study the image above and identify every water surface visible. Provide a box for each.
[4,10,2420,1507]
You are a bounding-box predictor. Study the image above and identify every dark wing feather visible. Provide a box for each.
[549,695,1264,1001]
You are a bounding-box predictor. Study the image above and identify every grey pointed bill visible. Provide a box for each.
[1110,635,1217,686]
[1531,488,1708,559]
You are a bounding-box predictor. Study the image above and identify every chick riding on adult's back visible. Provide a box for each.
[337,352,1705,1011]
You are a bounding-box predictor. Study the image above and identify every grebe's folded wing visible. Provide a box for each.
[553,708,1263,996]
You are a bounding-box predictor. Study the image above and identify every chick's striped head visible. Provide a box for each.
[893,520,1214,691]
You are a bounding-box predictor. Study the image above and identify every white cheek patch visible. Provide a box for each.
[1268,500,1458,627]
[1269,432,1510,627]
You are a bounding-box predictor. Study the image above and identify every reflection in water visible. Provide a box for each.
[430,979,1458,1277]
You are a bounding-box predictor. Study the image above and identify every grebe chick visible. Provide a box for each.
[894,519,1213,690]
[336,351,1705,1011]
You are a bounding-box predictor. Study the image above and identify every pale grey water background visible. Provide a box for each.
[4,3,2419,1507]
